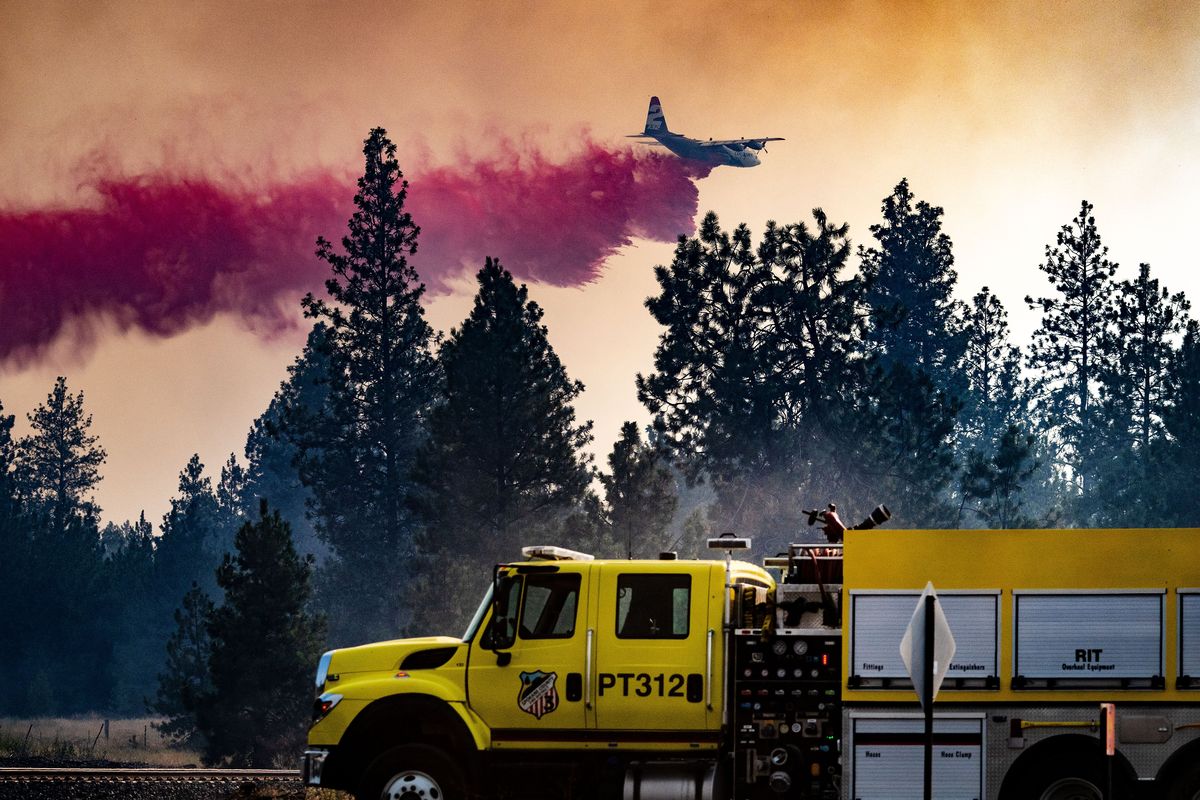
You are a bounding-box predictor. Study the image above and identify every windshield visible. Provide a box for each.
[462,583,494,642]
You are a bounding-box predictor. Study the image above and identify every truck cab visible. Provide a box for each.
[304,545,773,800]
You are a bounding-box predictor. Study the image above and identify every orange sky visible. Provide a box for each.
[2,0,1198,525]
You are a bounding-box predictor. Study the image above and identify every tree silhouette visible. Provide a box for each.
[638,210,868,548]
[860,179,966,395]
[1025,200,1118,498]
[292,128,440,642]
[194,503,325,767]
[960,424,1038,529]
[18,376,106,532]
[959,288,1025,455]
[601,422,677,558]
[152,582,214,748]
[416,258,592,564]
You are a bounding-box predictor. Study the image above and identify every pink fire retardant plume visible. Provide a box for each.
[0,145,711,365]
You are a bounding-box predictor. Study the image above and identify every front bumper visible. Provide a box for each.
[302,748,331,786]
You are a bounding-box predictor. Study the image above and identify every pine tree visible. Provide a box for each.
[853,181,964,525]
[248,325,329,562]
[1158,323,1200,526]
[0,400,20,542]
[638,213,772,488]
[152,582,214,747]
[601,422,678,558]
[416,258,593,565]
[1025,201,1119,502]
[1108,264,1188,457]
[850,362,960,526]
[959,288,1025,455]
[156,455,222,598]
[860,179,966,394]
[11,378,110,712]
[290,129,440,643]
[194,502,325,766]
[18,376,106,532]
[100,512,161,713]
[755,211,866,424]
[960,424,1038,528]
[0,399,33,713]
[1085,264,1189,525]
[637,210,868,549]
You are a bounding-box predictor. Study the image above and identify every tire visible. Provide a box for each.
[357,743,468,800]
[1168,759,1200,800]
[1003,757,1128,800]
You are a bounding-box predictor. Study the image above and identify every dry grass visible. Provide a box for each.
[0,716,201,766]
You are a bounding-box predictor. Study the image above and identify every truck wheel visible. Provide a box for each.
[1004,760,1107,800]
[1168,759,1200,800]
[358,744,467,800]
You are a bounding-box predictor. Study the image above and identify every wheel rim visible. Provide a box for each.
[382,768,443,800]
[1040,777,1102,800]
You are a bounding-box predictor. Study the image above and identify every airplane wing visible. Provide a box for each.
[697,137,785,148]
[625,135,668,146]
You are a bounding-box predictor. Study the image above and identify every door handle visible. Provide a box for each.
[706,628,715,710]
[585,628,594,709]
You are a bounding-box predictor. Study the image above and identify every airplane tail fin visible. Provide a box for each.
[643,96,669,135]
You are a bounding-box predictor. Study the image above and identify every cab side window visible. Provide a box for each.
[615,574,690,639]
[520,573,581,639]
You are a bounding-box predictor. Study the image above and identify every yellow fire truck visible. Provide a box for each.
[303,524,1200,800]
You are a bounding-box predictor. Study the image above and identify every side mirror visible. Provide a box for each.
[484,568,519,655]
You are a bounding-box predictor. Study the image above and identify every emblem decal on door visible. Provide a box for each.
[517,670,560,719]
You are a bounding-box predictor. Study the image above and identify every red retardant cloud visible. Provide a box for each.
[0,144,711,365]
[409,142,711,287]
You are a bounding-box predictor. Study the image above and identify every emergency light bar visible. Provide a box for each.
[707,533,752,551]
[521,545,595,561]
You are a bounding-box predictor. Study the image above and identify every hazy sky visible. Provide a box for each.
[2,0,1198,526]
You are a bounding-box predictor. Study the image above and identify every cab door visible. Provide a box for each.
[590,562,720,735]
[466,564,591,740]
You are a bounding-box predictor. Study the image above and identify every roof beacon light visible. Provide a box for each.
[707,532,752,552]
[521,545,595,562]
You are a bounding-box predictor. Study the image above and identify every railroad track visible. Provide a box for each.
[0,767,300,780]
[0,767,303,799]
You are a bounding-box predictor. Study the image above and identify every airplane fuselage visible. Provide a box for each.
[648,131,761,168]
[629,96,782,168]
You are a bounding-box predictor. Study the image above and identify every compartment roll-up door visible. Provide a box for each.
[1014,591,1163,684]
[851,715,984,800]
[850,592,998,686]
[1182,592,1200,684]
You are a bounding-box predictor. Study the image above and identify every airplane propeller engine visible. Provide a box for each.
[745,140,767,151]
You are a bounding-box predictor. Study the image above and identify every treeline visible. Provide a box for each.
[3,128,1199,760]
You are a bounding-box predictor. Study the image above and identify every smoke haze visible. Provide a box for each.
[0,143,710,365]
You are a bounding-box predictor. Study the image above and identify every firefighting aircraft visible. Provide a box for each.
[627,96,784,168]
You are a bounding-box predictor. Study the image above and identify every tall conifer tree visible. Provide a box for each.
[1025,200,1118,502]
[18,376,106,532]
[860,179,966,393]
[152,582,214,748]
[960,288,1025,454]
[194,503,324,766]
[292,128,440,642]
[854,182,963,523]
[601,422,678,558]
[416,258,592,565]
[638,210,868,549]
[1089,263,1189,524]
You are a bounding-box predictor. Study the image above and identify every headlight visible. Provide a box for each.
[312,692,343,723]
[315,651,333,690]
